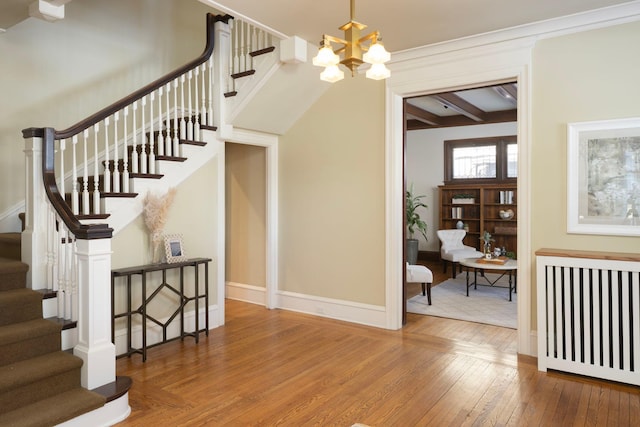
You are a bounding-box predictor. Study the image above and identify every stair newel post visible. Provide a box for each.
[122,106,130,193]
[173,78,180,156]
[186,71,193,141]
[92,123,100,214]
[149,93,156,174]
[21,129,50,288]
[103,117,111,193]
[71,135,79,215]
[112,111,120,194]
[131,101,138,174]
[82,129,90,215]
[141,96,148,174]
[73,237,116,390]
[214,17,233,138]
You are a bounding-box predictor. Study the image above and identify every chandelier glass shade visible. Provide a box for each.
[312,0,390,83]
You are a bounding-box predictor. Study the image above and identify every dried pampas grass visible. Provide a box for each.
[143,188,177,261]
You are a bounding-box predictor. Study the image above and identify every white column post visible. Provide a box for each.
[213,19,233,139]
[22,133,49,290]
[73,238,115,389]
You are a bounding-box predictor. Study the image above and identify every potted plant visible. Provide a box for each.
[406,184,428,265]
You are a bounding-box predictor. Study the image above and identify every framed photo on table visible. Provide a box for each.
[164,234,187,263]
[567,117,640,236]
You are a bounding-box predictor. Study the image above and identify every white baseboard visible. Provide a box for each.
[113,304,220,357]
[226,281,266,305]
[275,290,388,329]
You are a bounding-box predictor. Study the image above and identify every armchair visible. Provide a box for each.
[436,229,483,278]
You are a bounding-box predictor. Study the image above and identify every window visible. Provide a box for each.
[444,135,517,184]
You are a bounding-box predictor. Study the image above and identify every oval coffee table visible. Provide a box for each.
[459,257,517,301]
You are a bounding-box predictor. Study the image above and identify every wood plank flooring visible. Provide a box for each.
[115,291,640,426]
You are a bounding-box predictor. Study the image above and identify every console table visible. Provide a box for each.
[111,257,211,361]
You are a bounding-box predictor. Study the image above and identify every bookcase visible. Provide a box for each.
[438,184,517,256]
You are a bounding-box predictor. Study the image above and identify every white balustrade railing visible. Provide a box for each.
[227,17,274,94]
[20,12,276,391]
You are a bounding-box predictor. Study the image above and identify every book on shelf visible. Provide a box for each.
[451,207,462,219]
[499,190,514,204]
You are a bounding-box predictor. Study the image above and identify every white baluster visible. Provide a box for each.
[82,129,90,215]
[200,62,207,129]
[113,111,120,193]
[122,106,129,193]
[93,123,100,214]
[157,87,164,157]
[69,236,78,321]
[131,101,138,174]
[194,67,200,141]
[180,75,186,141]
[46,207,55,288]
[166,82,172,156]
[59,138,66,196]
[187,70,193,141]
[141,96,148,174]
[173,78,179,156]
[71,135,79,215]
[208,57,214,126]
[104,117,111,193]
[149,92,156,173]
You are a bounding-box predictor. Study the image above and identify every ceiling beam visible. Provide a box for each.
[406,109,516,131]
[404,103,442,126]
[430,93,486,122]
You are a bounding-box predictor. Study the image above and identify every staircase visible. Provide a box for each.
[0,233,106,427]
[9,11,281,426]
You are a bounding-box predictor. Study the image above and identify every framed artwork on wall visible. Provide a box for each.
[164,234,187,263]
[567,117,640,236]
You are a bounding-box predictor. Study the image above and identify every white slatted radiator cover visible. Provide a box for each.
[537,249,640,386]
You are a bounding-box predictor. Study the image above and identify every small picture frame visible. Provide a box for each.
[164,234,186,263]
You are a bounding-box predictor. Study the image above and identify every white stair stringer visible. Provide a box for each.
[101,128,221,236]
[227,46,282,124]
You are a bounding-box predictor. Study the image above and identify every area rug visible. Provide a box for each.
[407,273,517,329]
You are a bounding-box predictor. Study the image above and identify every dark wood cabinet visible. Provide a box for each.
[438,184,517,256]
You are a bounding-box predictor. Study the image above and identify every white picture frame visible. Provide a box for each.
[164,234,187,263]
[567,117,640,236]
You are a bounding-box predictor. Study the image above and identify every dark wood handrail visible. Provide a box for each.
[21,13,232,239]
[55,13,230,140]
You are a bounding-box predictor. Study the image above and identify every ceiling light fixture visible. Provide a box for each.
[312,0,390,83]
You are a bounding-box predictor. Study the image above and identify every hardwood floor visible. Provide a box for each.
[115,294,640,426]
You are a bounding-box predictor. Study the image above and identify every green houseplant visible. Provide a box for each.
[406,184,428,265]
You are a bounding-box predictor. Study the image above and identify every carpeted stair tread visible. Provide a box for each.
[0,319,61,367]
[0,387,106,427]
[0,288,43,326]
[0,351,81,396]
[0,232,21,261]
[0,258,28,291]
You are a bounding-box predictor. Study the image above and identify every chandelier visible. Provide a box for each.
[311,0,391,83]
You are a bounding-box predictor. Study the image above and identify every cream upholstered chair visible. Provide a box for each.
[436,229,483,278]
[406,263,433,305]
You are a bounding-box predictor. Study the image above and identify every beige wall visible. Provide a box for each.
[532,21,640,255]
[279,76,386,306]
[0,0,212,216]
[111,158,220,319]
[225,143,267,287]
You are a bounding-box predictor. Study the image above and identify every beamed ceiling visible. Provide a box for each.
[405,83,517,131]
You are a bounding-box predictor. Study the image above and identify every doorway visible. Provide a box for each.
[403,83,518,330]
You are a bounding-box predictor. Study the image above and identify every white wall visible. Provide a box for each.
[406,122,517,252]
